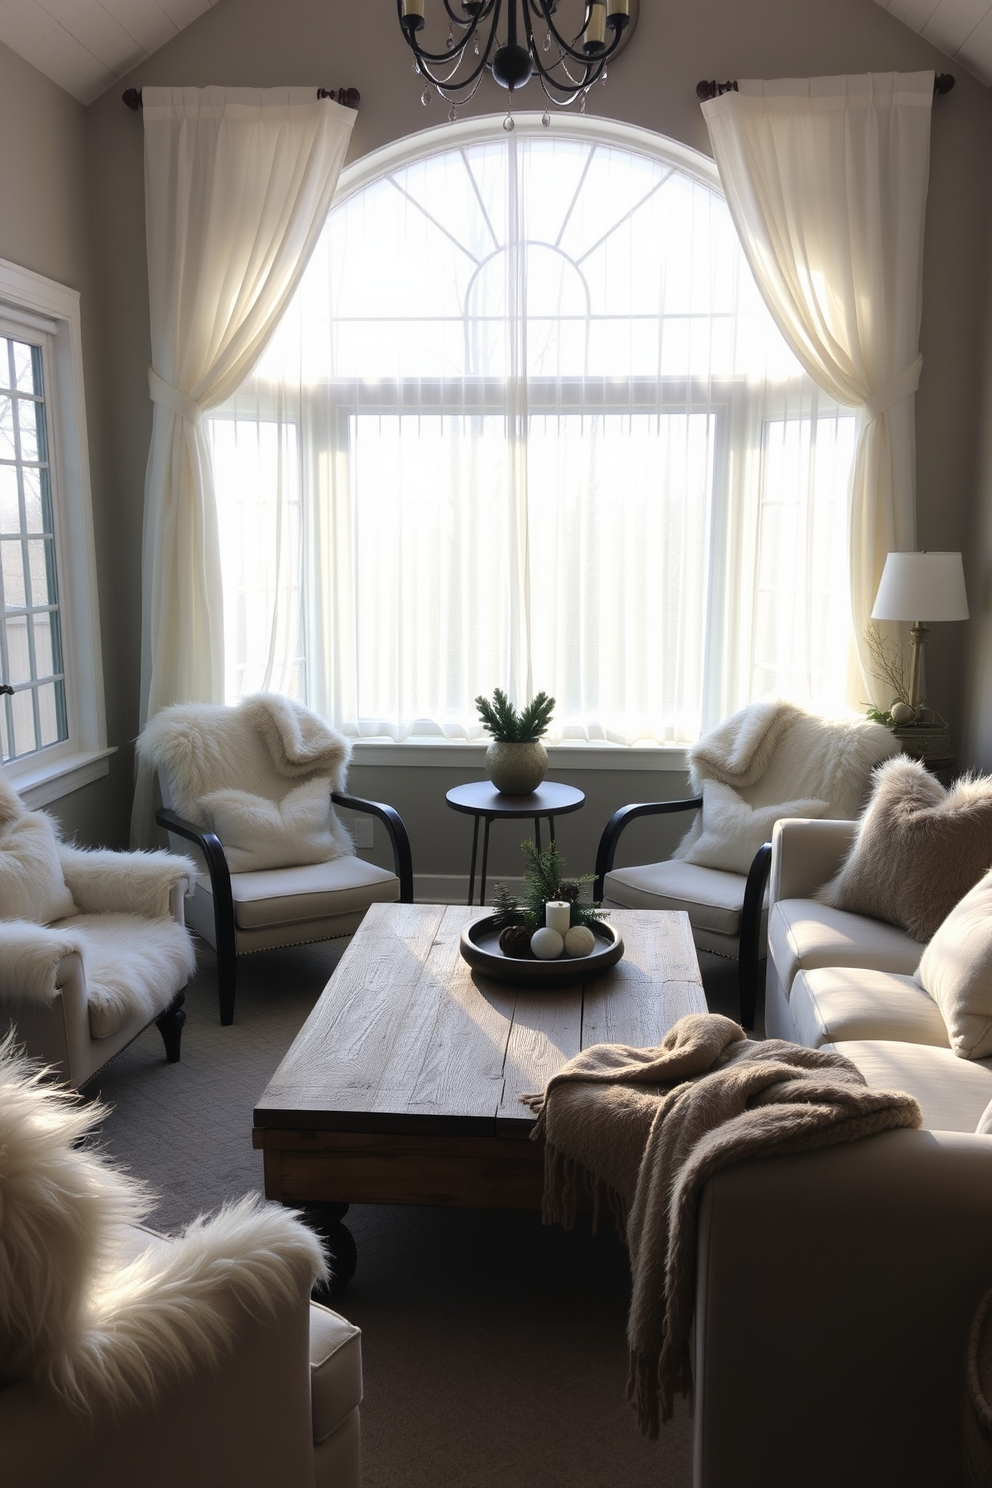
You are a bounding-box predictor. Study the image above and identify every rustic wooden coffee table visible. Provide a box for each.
[252,901,705,1283]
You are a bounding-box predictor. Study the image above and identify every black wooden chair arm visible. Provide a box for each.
[155,807,237,1020]
[738,841,773,1031]
[332,793,414,903]
[593,795,703,901]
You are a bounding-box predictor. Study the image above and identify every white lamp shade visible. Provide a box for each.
[871,551,969,623]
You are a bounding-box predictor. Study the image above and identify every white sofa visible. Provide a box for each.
[763,816,992,1131]
[690,816,992,1487]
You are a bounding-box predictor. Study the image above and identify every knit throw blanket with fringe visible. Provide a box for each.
[524,1014,921,1437]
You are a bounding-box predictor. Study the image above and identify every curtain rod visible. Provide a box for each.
[122,86,360,110]
[696,73,955,101]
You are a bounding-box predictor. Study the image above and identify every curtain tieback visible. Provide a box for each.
[864,355,923,423]
[148,367,203,426]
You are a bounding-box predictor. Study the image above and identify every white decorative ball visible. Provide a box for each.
[531,927,565,960]
[890,700,915,725]
[564,924,596,958]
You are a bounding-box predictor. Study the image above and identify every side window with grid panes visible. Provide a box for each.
[0,325,67,763]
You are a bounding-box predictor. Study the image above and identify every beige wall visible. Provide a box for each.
[0,40,132,845]
[14,0,992,882]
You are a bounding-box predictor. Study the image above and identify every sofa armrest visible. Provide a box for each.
[694,1127,992,1488]
[768,816,857,904]
[58,846,196,920]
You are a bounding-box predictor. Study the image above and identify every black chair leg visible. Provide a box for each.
[217,942,237,1026]
[155,989,187,1062]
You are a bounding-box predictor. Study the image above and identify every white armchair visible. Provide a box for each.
[137,693,413,1025]
[595,702,899,1027]
[0,1038,363,1488]
[0,771,196,1089]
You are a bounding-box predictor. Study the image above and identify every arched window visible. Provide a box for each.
[208,116,856,745]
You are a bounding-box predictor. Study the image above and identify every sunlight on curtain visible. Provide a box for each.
[208,117,857,745]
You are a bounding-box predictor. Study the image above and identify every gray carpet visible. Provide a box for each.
[85,938,755,1488]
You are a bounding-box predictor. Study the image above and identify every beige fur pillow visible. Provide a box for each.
[819,756,992,942]
[0,810,77,924]
[683,780,828,875]
[198,777,351,873]
[917,870,992,1060]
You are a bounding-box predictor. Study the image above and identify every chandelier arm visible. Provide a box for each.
[396,0,499,67]
[525,0,627,68]
[535,71,586,107]
[441,0,497,23]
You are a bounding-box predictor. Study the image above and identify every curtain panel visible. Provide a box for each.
[701,73,933,706]
[132,86,354,842]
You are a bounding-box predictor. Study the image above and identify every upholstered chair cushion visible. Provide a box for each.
[819,756,992,942]
[916,870,992,1059]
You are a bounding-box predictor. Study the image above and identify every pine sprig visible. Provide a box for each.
[475,688,555,743]
[491,840,605,933]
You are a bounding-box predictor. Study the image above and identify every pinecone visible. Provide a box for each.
[499,924,533,959]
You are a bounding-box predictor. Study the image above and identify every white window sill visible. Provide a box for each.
[349,740,690,772]
[11,746,116,810]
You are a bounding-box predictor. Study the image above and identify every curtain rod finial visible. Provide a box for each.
[934,73,955,95]
[696,80,737,101]
[122,88,142,109]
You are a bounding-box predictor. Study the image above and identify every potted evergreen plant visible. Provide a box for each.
[475,687,555,794]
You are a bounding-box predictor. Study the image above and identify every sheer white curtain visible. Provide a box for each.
[132,86,354,841]
[209,118,859,745]
[701,73,934,705]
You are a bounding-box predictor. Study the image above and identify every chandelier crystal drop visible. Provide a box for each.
[396,0,635,113]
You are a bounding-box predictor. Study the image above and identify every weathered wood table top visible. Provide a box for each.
[254,901,706,1142]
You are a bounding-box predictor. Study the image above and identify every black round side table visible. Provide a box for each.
[445,780,585,906]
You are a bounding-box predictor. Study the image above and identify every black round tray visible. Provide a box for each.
[459,915,623,986]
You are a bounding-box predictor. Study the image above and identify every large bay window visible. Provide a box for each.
[208,117,857,746]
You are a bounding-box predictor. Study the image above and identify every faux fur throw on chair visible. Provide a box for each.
[525,1013,922,1437]
[137,693,352,827]
[0,1033,327,1409]
[674,700,900,867]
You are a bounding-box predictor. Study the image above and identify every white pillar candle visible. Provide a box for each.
[545,900,571,935]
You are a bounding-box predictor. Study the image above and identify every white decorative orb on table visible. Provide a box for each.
[564,924,596,957]
[531,926,565,960]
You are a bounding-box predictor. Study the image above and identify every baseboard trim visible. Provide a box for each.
[413,874,527,906]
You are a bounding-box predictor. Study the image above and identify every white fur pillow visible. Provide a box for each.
[917,870,992,1060]
[819,756,992,942]
[198,777,351,873]
[0,810,77,924]
[682,780,828,876]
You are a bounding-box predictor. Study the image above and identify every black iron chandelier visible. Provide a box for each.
[397,0,636,125]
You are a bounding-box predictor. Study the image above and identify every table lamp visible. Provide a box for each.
[870,551,969,717]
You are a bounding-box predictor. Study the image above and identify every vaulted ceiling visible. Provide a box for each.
[0,0,988,106]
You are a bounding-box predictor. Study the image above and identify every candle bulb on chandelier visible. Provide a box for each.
[585,2,607,48]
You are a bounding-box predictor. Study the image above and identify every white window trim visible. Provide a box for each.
[0,256,111,802]
[349,740,690,773]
